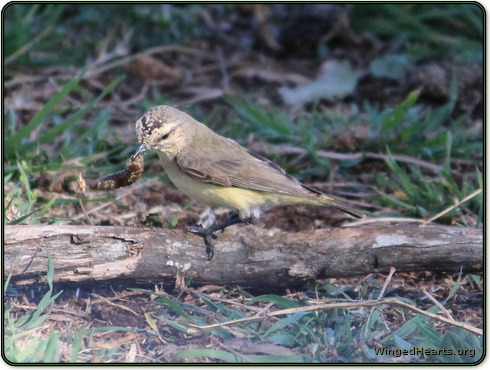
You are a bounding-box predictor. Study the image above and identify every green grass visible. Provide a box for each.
[4,258,153,363]
[3,255,66,363]
[4,3,207,68]
[3,74,126,225]
[5,3,482,68]
[4,261,482,363]
[139,276,483,363]
[348,3,483,62]
[376,148,482,221]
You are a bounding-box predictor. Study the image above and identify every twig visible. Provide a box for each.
[271,145,443,174]
[422,189,482,225]
[188,298,482,336]
[72,181,148,220]
[344,217,425,227]
[216,47,230,92]
[76,173,94,226]
[217,342,253,363]
[11,302,87,317]
[85,45,215,78]
[77,196,94,226]
[5,24,55,65]
[91,293,139,316]
[253,302,275,318]
[378,267,396,300]
[421,288,454,321]
[6,45,214,89]
[363,267,396,336]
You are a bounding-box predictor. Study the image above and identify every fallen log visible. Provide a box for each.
[4,224,482,289]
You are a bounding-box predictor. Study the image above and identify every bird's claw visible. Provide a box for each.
[185,214,253,261]
[184,224,217,260]
[184,224,218,239]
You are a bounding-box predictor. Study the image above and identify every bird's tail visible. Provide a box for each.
[328,198,365,219]
[301,183,365,219]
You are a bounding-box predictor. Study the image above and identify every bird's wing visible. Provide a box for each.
[175,137,310,196]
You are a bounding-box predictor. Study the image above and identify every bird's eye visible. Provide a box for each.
[160,133,170,141]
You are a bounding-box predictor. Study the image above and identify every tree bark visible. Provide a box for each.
[4,224,482,289]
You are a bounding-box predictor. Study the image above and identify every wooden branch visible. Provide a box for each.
[4,224,482,288]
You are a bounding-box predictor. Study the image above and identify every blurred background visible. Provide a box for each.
[4,3,483,228]
[3,3,484,363]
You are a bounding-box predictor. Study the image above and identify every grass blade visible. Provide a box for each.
[381,89,420,132]
[5,74,84,158]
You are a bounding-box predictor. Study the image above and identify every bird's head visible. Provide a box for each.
[133,105,187,160]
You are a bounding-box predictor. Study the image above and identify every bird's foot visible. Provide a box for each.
[184,224,217,260]
[185,212,255,260]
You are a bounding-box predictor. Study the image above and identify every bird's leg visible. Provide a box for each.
[184,211,254,260]
[208,211,254,233]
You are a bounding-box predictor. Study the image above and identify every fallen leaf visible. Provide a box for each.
[279,59,357,105]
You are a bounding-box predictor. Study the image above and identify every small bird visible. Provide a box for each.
[133,105,364,259]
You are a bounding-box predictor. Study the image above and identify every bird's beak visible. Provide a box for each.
[132,143,150,159]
